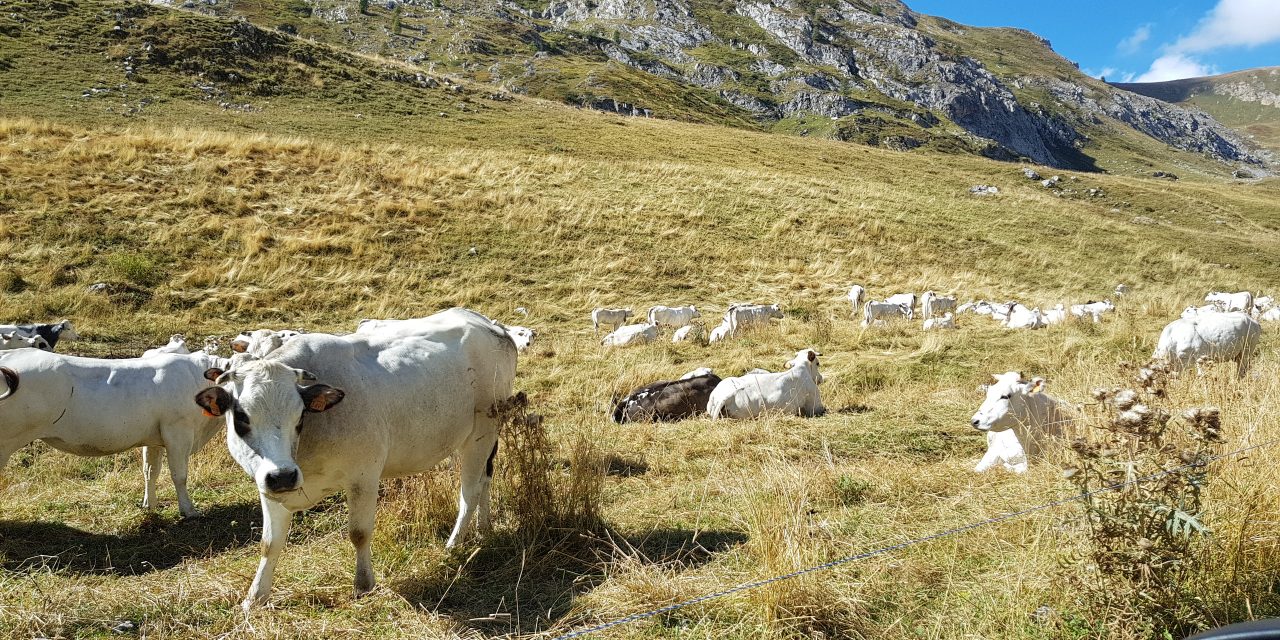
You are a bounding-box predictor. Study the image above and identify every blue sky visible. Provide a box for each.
[906,0,1280,82]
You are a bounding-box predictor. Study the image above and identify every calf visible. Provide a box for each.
[847,285,866,316]
[1153,312,1260,377]
[193,308,516,608]
[707,349,825,419]
[601,323,658,347]
[0,350,229,516]
[921,291,957,321]
[0,320,79,351]
[591,308,633,335]
[1262,307,1280,322]
[708,321,731,343]
[1181,304,1220,319]
[611,372,723,423]
[970,372,1074,473]
[648,305,700,329]
[885,293,916,315]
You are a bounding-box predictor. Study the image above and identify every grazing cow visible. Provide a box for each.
[672,324,703,343]
[0,320,80,351]
[1205,291,1254,313]
[921,291,957,321]
[726,304,784,334]
[708,321,731,343]
[0,350,230,516]
[232,329,302,358]
[611,372,723,423]
[601,323,658,347]
[143,334,191,358]
[970,372,1074,473]
[591,308,633,335]
[1070,300,1114,323]
[505,326,536,352]
[1153,312,1261,377]
[680,367,713,379]
[847,285,866,316]
[193,308,516,608]
[707,349,825,419]
[647,305,700,329]
[1003,304,1046,330]
[922,312,956,330]
[862,300,911,327]
[1261,307,1280,322]
[0,332,51,351]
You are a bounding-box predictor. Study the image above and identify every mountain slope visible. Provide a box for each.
[1113,67,1280,161]
[147,0,1271,174]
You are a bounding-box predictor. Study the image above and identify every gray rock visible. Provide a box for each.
[1022,168,1041,180]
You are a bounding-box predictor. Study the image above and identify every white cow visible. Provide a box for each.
[1153,312,1261,377]
[1254,296,1274,316]
[847,285,866,316]
[647,305,700,329]
[922,312,956,330]
[0,350,230,516]
[193,308,516,608]
[1205,291,1254,313]
[707,349,825,419]
[680,367,714,380]
[1042,304,1068,326]
[1262,307,1280,322]
[505,326,536,352]
[1004,304,1046,330]
[885,293,916,316]
[726,304,784,334]
[708,321,731,343]
[970,372,1074,473]
[601,323,658,347]
[921,291,957,321]
[591,308,633,335]
[672,324,703,343]
[989,301,1018,323]
[862,300,911,327]
[0,332,51,351]
[957,300,997,316]
[232,329,302,358]
[0,320,80,351]
[143,334,190,358]
[1070,300,1114,323]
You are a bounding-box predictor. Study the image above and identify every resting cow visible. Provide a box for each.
[707,349,825,419]
[970,372,1074,473]
[611,372,723,423]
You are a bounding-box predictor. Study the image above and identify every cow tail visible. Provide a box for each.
[0,367,18,401]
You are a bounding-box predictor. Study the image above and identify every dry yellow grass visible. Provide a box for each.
[0,115,1278,639]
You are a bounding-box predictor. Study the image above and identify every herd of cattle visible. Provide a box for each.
[0,284,1271,607]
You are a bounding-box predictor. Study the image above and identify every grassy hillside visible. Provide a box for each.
[1,2,1280,639]
[1113,67,1280,156]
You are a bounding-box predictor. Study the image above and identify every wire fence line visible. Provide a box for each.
[547,436,1278,640]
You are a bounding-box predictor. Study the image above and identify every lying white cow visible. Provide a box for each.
[1003,304,1046,330]
[1262,307,1280,322]
[591,308,633,335]
[505,326,536,352]
[601,323,658,347]
[1042,304,1068,326]
[863,300,910,327]
[232,329,303,358]
[970,372,1074,473]
[708,321,731,343]
[0,320,80,351]
[707,349,825,419]
[922,312,955,330]
[847,285,866,316]
[0,350,229,516]
[1253,295,1274,314]
[0,332,51,351]
[921,291,956,321]
[647,305,700,329]
[680,367,714,380]
[726,303,783,334]
[1153,312,1261,377]
[1070,300,1114,323]
[193,308,516,608]
[1206,291,1253,313]
[143,334,190,358]
[672,324,702,343]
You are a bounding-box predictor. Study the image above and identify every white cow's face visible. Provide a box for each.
[194,360,344,498]
[785,349,823,383]
[971,372,1043,432]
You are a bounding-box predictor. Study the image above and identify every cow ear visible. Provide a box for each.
[230,339,248,353]
[195,387,233,417]
[299,384,344,413]
[204,368,225,382]
[807,350,816,362]
[1029,377,1046,393]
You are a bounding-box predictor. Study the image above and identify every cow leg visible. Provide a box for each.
[244,496,291,610]
[346,479,380,597]
[973,446,999,473]
[160,431,200,518]
[141,446,166,510]
[445,431,499,548]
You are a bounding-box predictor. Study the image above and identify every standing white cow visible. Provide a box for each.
[921,291,957,321]
[504,326,536,352]
[726,304,784,335]
[591,308,633,335]
[1152,312,1261,377]
[193,308,517,609]
[847,285,866,316]
[0,350,229,516]
[601,323,658,347]
[1205,291,1254,313]
[884,293,916,317]
[970,372,1074,473]
[862,300,911,327]
[647,305,700,329]
[706,349,825,419]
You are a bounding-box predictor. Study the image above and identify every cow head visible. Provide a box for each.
[56,320,81,341]
[194,360,344,498]
[970,372,1045,432]
[786,349,823,383]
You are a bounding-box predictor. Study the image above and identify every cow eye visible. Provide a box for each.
[999,394,1011,400]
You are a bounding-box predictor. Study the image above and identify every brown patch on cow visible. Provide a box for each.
[349,529,369,548]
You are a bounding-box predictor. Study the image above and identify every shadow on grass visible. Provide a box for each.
[0,501,260,575]
[393,526,748,636]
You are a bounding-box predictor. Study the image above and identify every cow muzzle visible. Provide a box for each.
[264,467,302,494]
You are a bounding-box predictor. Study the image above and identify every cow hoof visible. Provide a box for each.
[180,510,204,520]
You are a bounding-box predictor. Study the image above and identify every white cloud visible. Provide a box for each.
[1117,24,1152,54]
[1134,53,1214,82]
[1172,0,1280,52]
[1087,67,1136,82]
